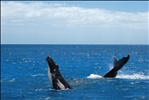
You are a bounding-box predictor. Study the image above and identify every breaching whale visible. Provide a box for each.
[103,54,130,78]
[46,56,72,90]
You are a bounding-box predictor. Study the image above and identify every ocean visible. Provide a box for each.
[1,45,149,100]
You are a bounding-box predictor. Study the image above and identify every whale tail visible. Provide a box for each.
[114,55,130,70]
[104,54,130,78]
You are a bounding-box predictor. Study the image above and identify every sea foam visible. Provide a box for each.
[87,74,102,79]
[87,73,149,80]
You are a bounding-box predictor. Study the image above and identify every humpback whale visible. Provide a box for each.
[103,54,130,78]
[46,56,72,90]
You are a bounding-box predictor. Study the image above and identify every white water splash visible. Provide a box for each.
[87,73,149,80]
[117,73,149,79]
[87,74,102,79]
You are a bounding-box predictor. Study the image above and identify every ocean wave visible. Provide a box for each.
[87,73,149,80]
[31,74,44,77]
[117,73,149,79]
[9,78,16,82]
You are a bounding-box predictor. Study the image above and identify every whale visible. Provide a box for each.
[103,54,130,78]
[46,56,72,90]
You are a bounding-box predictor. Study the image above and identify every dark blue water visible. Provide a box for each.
[1,45,149,100]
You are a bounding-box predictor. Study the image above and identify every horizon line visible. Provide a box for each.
[1,43,149,46]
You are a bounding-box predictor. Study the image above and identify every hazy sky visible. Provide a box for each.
[1,1,148,44]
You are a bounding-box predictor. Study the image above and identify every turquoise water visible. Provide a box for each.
[1,45,149,100]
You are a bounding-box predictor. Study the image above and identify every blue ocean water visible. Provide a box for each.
[1,45,149,100]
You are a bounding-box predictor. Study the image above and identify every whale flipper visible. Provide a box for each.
[104,55,130,78]
[46,56,72,90]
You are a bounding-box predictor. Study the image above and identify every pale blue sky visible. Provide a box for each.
[1,1,148,44]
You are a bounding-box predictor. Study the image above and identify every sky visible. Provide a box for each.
[1,1,149,44]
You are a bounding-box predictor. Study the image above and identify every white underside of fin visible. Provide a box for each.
[48,66,52,83]
[57,79,65,90]
[48,66,66,90]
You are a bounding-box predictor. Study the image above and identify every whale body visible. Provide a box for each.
[46,54,130,90]
[46,56,72,90]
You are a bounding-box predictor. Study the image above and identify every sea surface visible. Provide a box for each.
[1,45,149,100]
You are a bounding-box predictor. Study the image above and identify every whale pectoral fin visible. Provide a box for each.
[52,77,60,90]
[56,79,66,90]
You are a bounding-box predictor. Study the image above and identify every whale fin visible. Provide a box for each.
[114,55,130,70]
[104,55,130,78]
